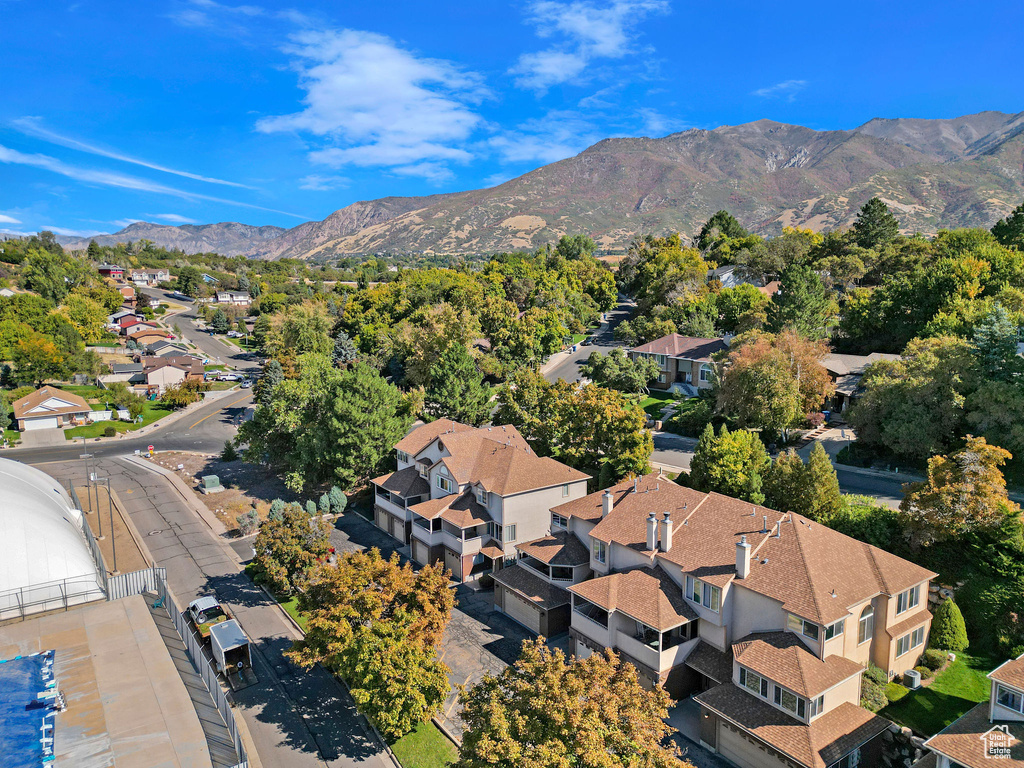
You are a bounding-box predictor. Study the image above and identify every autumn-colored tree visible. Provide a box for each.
[13,335,66,386]
[250,505,332,596]
[688,423,770,504]
[900,436,1020,545]
[456,639,689,768]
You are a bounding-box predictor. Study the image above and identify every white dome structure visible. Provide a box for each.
[0,458,104,619]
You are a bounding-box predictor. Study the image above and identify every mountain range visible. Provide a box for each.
[61,110,1024,259]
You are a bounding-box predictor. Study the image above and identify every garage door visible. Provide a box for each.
[717,722,791,768]
[24,417,59,431]
[444,549,462,581]
[575,639,593,659]
[503,588,541,634]
[411,539,428,566]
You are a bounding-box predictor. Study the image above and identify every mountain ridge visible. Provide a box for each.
[61,110,1024,258]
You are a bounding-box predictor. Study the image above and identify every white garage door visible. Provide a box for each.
[503,588,541,634]
[444,549,462,581]
[411,539,428,566]
[24,417,59,431]
[718,723,791,768]
[575,639,593,659]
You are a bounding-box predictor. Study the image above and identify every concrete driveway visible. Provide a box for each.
[17,428,68,448]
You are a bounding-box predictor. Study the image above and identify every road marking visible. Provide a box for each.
[187,395,251,430]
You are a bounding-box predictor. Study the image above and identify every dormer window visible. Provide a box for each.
[824,619,844,641]
[417,462,429,478]
[997,685,1024,713]
[475,485,487,505]
[773,686,806,718]
[738,667,769,698]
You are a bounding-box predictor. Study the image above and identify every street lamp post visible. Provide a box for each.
[93,475,117,574]
[79,439,102,539]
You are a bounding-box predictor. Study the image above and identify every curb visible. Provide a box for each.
[120,454,229,536]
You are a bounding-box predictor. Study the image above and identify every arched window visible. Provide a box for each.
[858,605,874,644]
[699,363,712,383]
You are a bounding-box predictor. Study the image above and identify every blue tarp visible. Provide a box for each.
[0,650,57,767]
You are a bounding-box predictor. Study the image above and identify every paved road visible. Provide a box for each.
[39,457,393,768]
[158,290,261,373]
[543,296,635,384]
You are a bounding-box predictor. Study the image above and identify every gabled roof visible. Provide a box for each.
[142,356,203,376]
[371,466,430,498]
[631,334,728,361]
[13,387,90,420]
[821,352,900,377]
[573,475,936,625]
[924,701,1024,766]
[493,563,571,610]
[111,363,144,375]
[517,530,590,566]
[696,684,890,768]
[408,490,492,528]
[395,419,475,455]
[568,566,697,631]
[990,653,1024,692]
[732,632,864,698]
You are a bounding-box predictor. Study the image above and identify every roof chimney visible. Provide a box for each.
[602,489,613,518]
[659,510,673,552]
[736,535,751,579]
[646,512,658,552]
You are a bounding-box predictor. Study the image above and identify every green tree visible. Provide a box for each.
[21,249,88,304]
[255,358,284,407]
[251,504,332,595]
[58,294,109,343]
[332,330,357,366]
[423,344,493,426]
[554,233,596,260]
[697,210,749,252]
[0,393,10,432]
[86,240,102,261]
[851,197,900,250]
[175,266,202,297]
[328,486,348,515]
[930,599,969,652]
[993,199,1024,250]
[209,309,230,334]
[766,263,835,338]
[456,639,686,768]
[971,303,1020,380]
[805,442,842,521]
[900,436,1020,545]
[13,335,66,386]
[579,348,660,394]
[688,424,770,504]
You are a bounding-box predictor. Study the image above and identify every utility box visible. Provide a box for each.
[904,669,922,689]
[200,475,224,494]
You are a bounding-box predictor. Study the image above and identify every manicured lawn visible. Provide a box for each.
[637,390,677,419]
[390,721,456,768]
[204,364,228,372]
[3,429,20,446]
[279,596,308,631]
[879,652,995,736]
[64,399,174,440]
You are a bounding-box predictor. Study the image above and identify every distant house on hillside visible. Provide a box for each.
[129,268,171,286]
[629,334,729,394]
[97,263,124,279]
[215,291,251,307]
[822,352,900,413]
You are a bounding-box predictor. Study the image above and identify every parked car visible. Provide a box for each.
[217,372,242,381]
[240,379,253,389]
[187,595,231,640]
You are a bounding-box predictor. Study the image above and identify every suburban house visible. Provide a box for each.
[536,473,936,768]
[371,419,589,583]
[13,387,92,431]
[97,263,124,279]
[141,356,203,392]
[629,334,729,393]
[920,654,1024,766]
[117,284,137,307]
[129,268,171,286]
[215,291,252,306]
[128,326,172,345]
[118,315,148,334]
[146,339,195,359]
[100,362,145,386]
[822,353,900,413]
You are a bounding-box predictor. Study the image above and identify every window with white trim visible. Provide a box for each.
[475,485,488,505]
[699,363,712,383]
[788,613,820,641]
[824,619,845,641]
[896,634,911,657]
[397,450,410,464]
[773,685,806,718]
[739,667,770,699]
[911,626,925,649]
[503,524,516,543]
[685,575,721,612]
[436,475,455,493]
[858,605,874,645]
[997,685,1024,713]
[552,513,568,530]
[592,539,606,564]
[809,694,825,718]
[896,585,920,614]
[562,483,570,497]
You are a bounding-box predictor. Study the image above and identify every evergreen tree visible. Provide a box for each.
[697,210,749,251]
[268,498,286,521]
[992,199,1024,250]
[766,264,834,339]
[929,599,969,652]
[423,344,493,426]
[688,424,770,504]
[763,450,806,513]
[209,309,230,334]
[256,359,284,407]
[332,330,358,366]
[86,240,102,261]
[804,442,842,521]
[328,485,348,515]
[971,303,1020,380]
[851,197,900,249]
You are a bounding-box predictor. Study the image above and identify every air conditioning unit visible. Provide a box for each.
[904,669,922,689]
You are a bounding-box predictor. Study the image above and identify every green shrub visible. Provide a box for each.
[478,574,494,589]
[885,681,910,703]
[221,440,239,462]
[328,485,348,515]
[673,398,714,437]
[305,500,317,516]
[921,648,946,671]
[268,499,285,522]
[319,492,331,514]
[861,678,888,712]
[930,599,969,652]
[103,425,117,437]
[236,508,259,536]
[913,665,934,681]
[865,663,888,686]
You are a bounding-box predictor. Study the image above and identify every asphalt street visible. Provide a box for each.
[543,295,635,383]
[159,289,261,373]
[38,457,393,768]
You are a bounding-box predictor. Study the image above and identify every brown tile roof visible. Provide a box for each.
[433,428,589,495]
[732,632,864,698]
[576,474,936,625]
[695,684,890,768]
[13,386,90,420]
[371,466,430,498]
[885,610,932,639]
[409,491,491,528]
[517,530,590,566]
[142,355,203,376]
[924,701,1024,766]
[685,640,734,684]
[493,563,571,610]
[990,653,1024,692]
[569,566,697,631]
[479,543,505,560]
[395,419,475,455]
[631,334,728,361]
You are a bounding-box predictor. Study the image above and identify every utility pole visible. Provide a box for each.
[97,476,117,574]
[79,439,101,538]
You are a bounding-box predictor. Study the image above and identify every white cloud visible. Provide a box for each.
[147,213,200,224]
[512,0,669,92]
[257,30,486,181]
[484,172,515,187]
[490,111,604,165]
[637,107,690,136]
[169,0,310,31]
[112,219,143,228]
[0,144,307,219]
[40,225,105,237]
[298,174,349,191]
[0,213,21,224]
[11,117,255,189]
[752,80,807,101]
[0,227,35,237]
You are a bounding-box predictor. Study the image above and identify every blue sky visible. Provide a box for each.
[0,0,1020,237]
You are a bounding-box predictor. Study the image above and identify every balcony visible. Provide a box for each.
[411,517,442,546]
[520,556,576,585]
[615,630,660,671]
[441,523,486,556]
